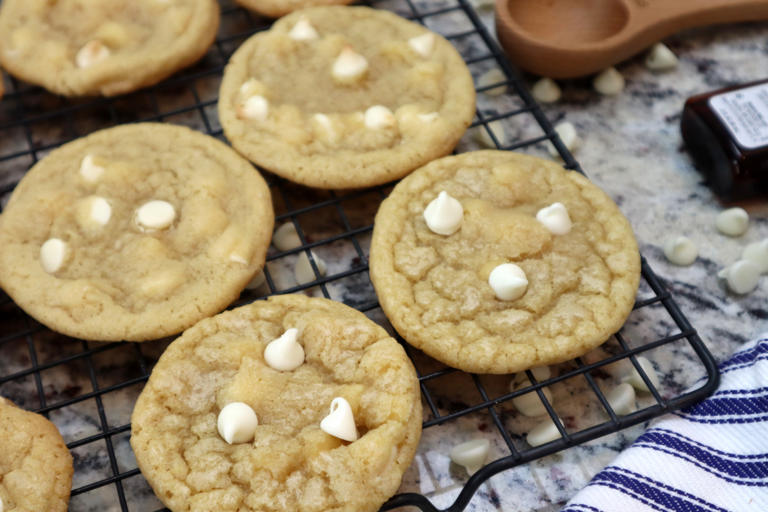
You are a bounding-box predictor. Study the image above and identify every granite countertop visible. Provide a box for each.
[0,2,767,511]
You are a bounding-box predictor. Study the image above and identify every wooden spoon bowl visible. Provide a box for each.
[495,0,768,78]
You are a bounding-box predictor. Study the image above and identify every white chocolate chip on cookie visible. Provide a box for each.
[217,402,259,445]
[88,196,112,225]
[364,105,395,129]
[239,78,266,99]
[75,40,111,69]
[419,112,439,122]
[79,154,105,182]
[593,67,624,95]
[536,202,572,235]
[136,200,176,230]
[663,236,697,266]
[264,328,305,371]
[449,439,489,474]
[320,397,358,442]
[489,263,528,301]
[40,238,67,274]
[408,33,435,58]
[424,191,463,236]
[332,46,368,84]
[715,207,748,237]
[289,16,319,41]
[238,95,269,121]
[312,113,338,142]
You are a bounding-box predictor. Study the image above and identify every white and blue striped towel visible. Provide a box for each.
[563,337,768,512]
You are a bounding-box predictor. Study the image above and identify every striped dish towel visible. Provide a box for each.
[563,337,768,512]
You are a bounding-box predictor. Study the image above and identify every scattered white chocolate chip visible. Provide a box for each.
[488,263,528,301]
[79,154,105,182]
[536,202,572,235]
[364,105,395,129]
[547,121,580,157]
[245,269,266,290]
[663,236,698,266]
[239,95,269,121]
[320,397,358,442]
[272,222,302,251]
[423,191,463,236]
[514,366,552,384]
[477,68,506,96]
[40,238,67,274]
[87,196,112,226]
[606,382,636,416]
[531,77,561,103]
[294,250,327,285]
[136,200,176,230]
[408,33,435,58]
[76,40,111,69]
[510,379,553,417]
[715,207,749,237]
[332,46,368,83]
[449,439,490,474]
[622,356,660,393]
[289,16,319,41]
[264,328,305,371]
[593,67,625,95]
[418,112,440,123]
[217,402,259,445]
[718,260,760,295]
[742,240,768,274]
[527,416,562,447]
[645,43,678,71]
[474,120,507,148]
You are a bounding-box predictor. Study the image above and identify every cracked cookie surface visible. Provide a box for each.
[0,0,219,96]
[0,397,73,512]
[218,6,475,189]
[0,123,273,342]
[370,150,640,374]
[131,295,422,512]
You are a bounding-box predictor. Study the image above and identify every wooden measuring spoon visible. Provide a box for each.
[495,0,768,78]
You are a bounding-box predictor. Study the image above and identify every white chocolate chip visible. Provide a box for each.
[645,43,678,71]
[408,33,435,58]
[527,416,562,447]
[88,196,112,225]
[715,207,749,236]
[238,95,269,121]
[718,260,760,295]
[477,68,506,96]
[593,67,625,95]
[489,263,528,301]
[245,269,266,290]
[423,191,463,236]
[536,202,572,235]
[239,78,266,99]
[531,77,561,103]
[622,356,660,393]
[76,40,111,69]
[79,154,105,182]
[264,328,305,371]
[320,397,358,442]
[418,112,439,122]
[474,120,507,148]
[294,250,327,285]
[289,16,319,41]
[663,236,698,266]
[136,200,176,230]
[449,439,490,474]
[272,222,302,251]
[217,402,258,445]
[514,366,552,384]
[332,46,368,83]
[606,382,636,416]
[364,105,395,129]
[312,113,338,142]
[742,240,768,274]
[510,379,553,417]
[40,238,67,274]
[547,121,579,157]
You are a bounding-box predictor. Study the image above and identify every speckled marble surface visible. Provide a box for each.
[0,1,767,511]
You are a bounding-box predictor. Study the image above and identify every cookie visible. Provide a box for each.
[0,0,220,96]
[0,397,74,512]
[131,294,422,512]
[236,0,353,19]
[369,150,641,374]
[0,123,274,342]
[219,6,476,189]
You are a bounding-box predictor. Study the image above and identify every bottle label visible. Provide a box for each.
[709,83,768,150]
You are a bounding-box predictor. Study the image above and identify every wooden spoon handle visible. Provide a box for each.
[628,0,768,35]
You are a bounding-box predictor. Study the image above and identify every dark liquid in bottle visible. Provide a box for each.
[681,79,768,201]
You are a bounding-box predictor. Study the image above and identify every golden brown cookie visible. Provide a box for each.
[0,397,73,512]
[236,0,353,19]
[219,6,476,189]
[0,123,274,342]
[0,0,220,96]
[131,295,422,512]
[369,150,641,374]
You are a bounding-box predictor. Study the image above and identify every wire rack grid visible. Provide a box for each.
[0,0,718,511]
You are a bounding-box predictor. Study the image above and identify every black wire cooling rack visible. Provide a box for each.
[0,0,719,510]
